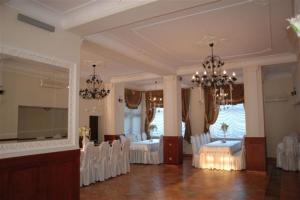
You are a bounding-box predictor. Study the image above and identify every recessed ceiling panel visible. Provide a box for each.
[132,0,271,64]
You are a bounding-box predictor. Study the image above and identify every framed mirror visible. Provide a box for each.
[0,46,78,158]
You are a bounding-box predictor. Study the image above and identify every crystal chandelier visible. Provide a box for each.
[191,43,237,106]
[79,64,110,99]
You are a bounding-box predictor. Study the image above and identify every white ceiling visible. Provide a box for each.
[5,0,297,88]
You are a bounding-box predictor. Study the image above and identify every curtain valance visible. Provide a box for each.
[125,89,142,109]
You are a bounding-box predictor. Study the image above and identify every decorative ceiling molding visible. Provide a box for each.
[86,35,176,75]
[177,53,297,76]
[110,72,160,83]
[32,0,96,14]
[130,0,272,64]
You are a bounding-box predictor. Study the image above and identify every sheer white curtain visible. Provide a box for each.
[124,104,142,136]
[209,103,246,139]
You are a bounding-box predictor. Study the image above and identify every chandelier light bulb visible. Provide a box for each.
[196,71,199,75]
[232,72,236,76]
[204,71,207,75]
[223,70,227,75]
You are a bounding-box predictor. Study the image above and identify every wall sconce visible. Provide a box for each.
[118,96,123,103]
[291,88,297,96]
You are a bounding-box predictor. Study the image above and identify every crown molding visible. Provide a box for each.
[110,72,160,83]
[176,53,298,75]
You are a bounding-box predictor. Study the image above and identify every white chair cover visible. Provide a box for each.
[200,134,206,145]
[121,139,131,174]
[80,142,95,186]
[102,142,111,180]
[109,140,122,177]
[232,139,246,170]
[94,142,106,182]
[280,136,298,171]
[150,135,164,164]
[191,136,200,168]
[120,135,126,144]
[142,132,147,140]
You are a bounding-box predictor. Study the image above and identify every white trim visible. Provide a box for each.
[0,45,78,159]
[176,53,298,76]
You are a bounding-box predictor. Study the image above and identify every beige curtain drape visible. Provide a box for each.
[182,88,192,143]
[223,84,244,105]
[125,89,142,109]
[144,90,163,139]
[204,87,220,133]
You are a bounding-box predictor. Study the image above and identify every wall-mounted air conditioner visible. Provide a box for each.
[40,79,67,89]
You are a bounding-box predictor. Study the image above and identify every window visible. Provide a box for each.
[209,103,246,139]
[124,105,142,136]
[150,107,185,137]
[150,107,164,136]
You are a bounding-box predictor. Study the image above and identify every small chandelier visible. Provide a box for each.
[191,43,237,106]
[79,64,110,100]
[149,81,163,106]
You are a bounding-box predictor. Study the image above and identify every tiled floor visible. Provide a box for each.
[80,158,299,200]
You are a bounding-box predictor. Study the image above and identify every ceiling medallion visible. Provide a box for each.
[191,43,237,107]
[79,64,110,100]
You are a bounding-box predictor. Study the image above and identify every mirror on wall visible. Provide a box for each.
[0,54,69,143]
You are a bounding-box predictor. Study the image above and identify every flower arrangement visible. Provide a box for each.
[79,126,90,138]
[220,122,229,143]
[287,15,300,37]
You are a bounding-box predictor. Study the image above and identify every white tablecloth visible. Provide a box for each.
[200,140,241,155]
[199,140,242,170]
[130,139,159,152]
[130,139,160,164]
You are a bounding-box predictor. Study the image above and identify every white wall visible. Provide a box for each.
[1,5,82,64]
[102,83,125,135]
[263,75,298,158]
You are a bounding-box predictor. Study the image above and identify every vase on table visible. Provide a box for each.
[222,130,227,143]
[220,122,229,143]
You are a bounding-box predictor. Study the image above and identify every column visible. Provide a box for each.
[103,82,124,142]
[163,75,183,164]
[243,65,266,171]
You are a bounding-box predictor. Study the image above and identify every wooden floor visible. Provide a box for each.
[80,158,300,200]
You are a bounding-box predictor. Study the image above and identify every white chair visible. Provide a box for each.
[80,142,94,186]
[120,135,126,144]
[191,136,200,168]
[142,132,147,141]
[94,142,106,182]
[200,134,206,145]
[121,139,131,174]
[206,133,211,143]
[102,142,111,180]
[277,135,298,171]
[232,139,246,170]
[150,135,164,164]
[109,140,122,177]
[195,134,201,149]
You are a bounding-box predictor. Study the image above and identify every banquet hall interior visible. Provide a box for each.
[0,0,300,200]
